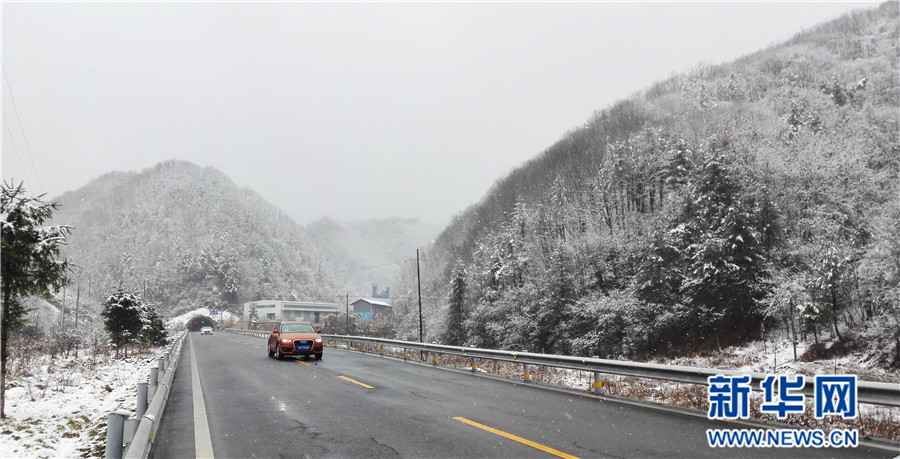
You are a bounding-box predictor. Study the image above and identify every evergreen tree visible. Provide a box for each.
[809,247,850,342]
[532,247,575,353]
[139,302,168,345]
[679,151,768,345]
[635,147,770,349]
[635,233,684,305]
[443,260,467,346]
[101,287,144,358]
[0,182,71,418]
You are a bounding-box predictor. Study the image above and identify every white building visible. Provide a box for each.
[243,300,339,324]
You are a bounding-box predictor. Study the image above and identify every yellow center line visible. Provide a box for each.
[453,417,580,459]
[294,360,310,366]
[338,375,374,389]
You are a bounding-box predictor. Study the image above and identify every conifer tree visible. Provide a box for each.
[101,287,144,358]
[139,302,168,345]
[532,247,575,353]
[443,260,467,346]
[0,182,71,418]
[679,151,768,344]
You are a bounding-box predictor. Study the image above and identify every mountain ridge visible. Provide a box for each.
[392,2,900,366]
[47,159,439,318]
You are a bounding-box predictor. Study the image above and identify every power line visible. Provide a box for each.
[2,65,42,193]
[2,115,28,185]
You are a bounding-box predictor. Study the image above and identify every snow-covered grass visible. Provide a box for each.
[0,345,167,458]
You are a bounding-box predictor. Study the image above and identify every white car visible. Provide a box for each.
[200,326,213,335]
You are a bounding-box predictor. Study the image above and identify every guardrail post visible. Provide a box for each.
[431,352,438,366]
[402,348,409,361]
[523,364,532,383]
[135,383,148,418]
[592,371,603,394]
[105,410,130,459]
[470,357,477,373]
[148,368,158,402]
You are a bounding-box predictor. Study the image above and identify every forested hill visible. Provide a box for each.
[49,160,336,317]
[403,2,899,366]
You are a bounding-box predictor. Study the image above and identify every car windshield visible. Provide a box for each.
[282,323,315,333]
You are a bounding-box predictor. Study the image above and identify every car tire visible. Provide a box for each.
[267,344,274,358]
[275,346,282,360]
[314,353,322,361]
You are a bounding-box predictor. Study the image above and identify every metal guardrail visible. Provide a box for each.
[231,329,269,339]
[310,334,899,408]
[104,330,188,459]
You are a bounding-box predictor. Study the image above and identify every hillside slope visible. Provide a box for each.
[49,160,335,317]
[401,2,899,366]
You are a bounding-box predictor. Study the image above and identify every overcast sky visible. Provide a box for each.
[2,2,878,228]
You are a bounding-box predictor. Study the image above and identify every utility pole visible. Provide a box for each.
[346,293,349,334]
[417,249,423,343]
[74,284,81,330]
[60,284,66,328]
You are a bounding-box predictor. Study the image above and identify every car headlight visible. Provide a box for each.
[314,338,323,343]
[281,338,291,343]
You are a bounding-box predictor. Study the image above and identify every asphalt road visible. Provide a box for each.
[150,332,897,459]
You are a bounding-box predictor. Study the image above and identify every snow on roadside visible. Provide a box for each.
[0,348,167,458]
[654,336,898,383]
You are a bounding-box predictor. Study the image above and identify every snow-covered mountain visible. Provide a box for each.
[400,2,900,366]
[48,160,334,317]
[46,160,440,319]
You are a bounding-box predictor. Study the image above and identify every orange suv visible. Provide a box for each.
[268,321,324,360]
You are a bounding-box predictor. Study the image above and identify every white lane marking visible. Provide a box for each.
[190,335,215,458]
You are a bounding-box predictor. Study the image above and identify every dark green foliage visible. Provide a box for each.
[1,182,71,330]
[442,260,467,346]
[139,303,168,346]
[1,181,71,418]
[680,150,769,344]
[101,287,145,357]
[635,145,770,349]
[531,247,575,353]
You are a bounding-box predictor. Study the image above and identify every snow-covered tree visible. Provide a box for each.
[442,260,467,346]
[139,301,167,346]
[101,287,144,358]
[0,181,71,418]
[678,150,769,344]
[531,246,575,353]
[808,247,851,342]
